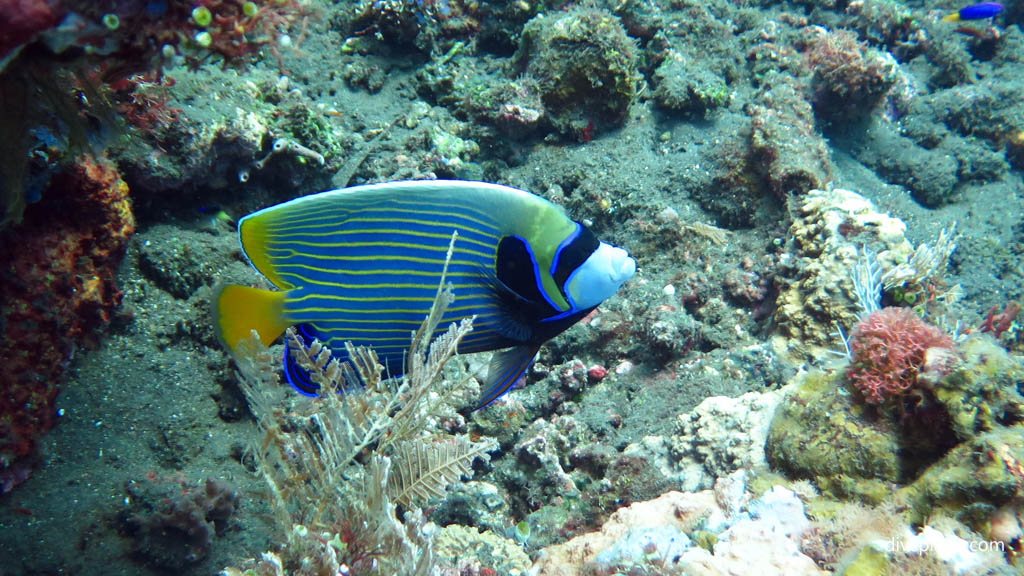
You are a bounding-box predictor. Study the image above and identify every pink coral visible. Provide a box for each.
[846,307,955,404]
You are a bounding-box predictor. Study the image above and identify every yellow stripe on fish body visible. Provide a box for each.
[243,180,575,318]
[212,180,636,409]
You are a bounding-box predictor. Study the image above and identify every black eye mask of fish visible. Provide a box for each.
[492,222,603,330]
[213,180,635,409]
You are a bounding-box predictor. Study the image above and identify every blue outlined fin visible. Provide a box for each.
[283,324,327,396]
[476,344,539,409]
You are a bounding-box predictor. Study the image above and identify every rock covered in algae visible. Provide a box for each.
[628,390,784,492]
[765,370,901,501]
[897,336,1024,525]
[930,335,1024,440]
[749,76,833,196]
[651,53,729,115]
[899,426,1024,525]
[433,525,531,574]
[531,475,825,576]
[769,331,1024,547]
[512,7,639,139]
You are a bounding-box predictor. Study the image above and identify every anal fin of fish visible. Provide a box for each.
[283,326,320,396]
[476,344,539,409]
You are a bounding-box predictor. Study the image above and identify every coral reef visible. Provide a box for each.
[4,1,1024,575]
[512,7,639,139]
[772,187,915,359]
[0,0,338,227]
[0,156,134,467]
[532,474,825,576]
[768,333,1024,553]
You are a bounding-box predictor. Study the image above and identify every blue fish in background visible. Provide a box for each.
[942,2,1003,21]
[214,180,636,409]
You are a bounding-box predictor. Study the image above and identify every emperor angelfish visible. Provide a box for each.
[213,180,636,409]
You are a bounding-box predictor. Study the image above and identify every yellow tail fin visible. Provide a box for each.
[212,284,290,351]
[941,13,961,22]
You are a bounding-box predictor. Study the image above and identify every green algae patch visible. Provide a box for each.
[837,544,889,576]
[766,370,901,489]
[651,56,729,115]
[760,336,1024,529]
[898,426,1024,525]
[745,469,799,500]
[816,475,893,505]
[804,497,849,522]
[892,336,1024,527]
[931,336,1024,440]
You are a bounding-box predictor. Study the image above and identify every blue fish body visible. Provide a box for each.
[943,2,1003,21]
[214,180,635,409]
